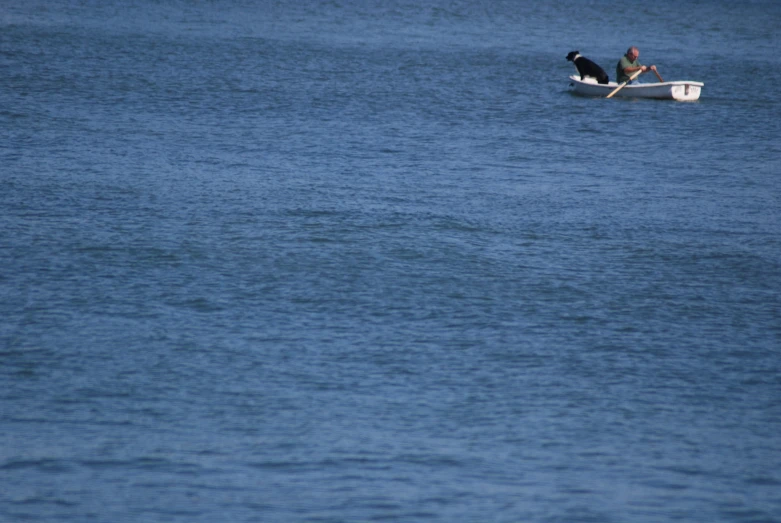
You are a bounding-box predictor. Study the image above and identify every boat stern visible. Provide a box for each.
[670,82,703,101]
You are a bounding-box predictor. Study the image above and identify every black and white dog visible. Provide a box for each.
[566,51,609,84]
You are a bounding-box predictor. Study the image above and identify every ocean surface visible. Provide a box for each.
[2,0,780,521]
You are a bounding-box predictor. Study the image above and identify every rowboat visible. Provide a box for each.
[568,75,704,101]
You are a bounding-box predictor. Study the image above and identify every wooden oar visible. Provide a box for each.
[606,69,643,99]
[653,69,664,82]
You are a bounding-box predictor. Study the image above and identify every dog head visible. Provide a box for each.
[566,51,580,62]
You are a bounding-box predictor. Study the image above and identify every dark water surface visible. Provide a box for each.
[2,0,780,521]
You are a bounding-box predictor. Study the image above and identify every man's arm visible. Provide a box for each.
[624,63,657,75]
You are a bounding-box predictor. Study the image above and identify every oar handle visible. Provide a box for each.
[653,69,664,82]
[606,69,643,99]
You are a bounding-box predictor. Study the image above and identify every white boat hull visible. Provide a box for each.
[568,75,704,101]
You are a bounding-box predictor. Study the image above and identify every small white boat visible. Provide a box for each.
[568,75,704,101]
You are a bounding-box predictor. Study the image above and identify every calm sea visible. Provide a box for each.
[2,0,780,521]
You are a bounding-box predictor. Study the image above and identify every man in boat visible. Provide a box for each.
[616,46,658,84]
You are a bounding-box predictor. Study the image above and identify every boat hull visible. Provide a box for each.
[568,75,703,101]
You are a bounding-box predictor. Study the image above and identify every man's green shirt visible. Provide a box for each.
[616,56,641,84]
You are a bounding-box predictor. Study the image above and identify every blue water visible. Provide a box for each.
[2,0,781,521]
